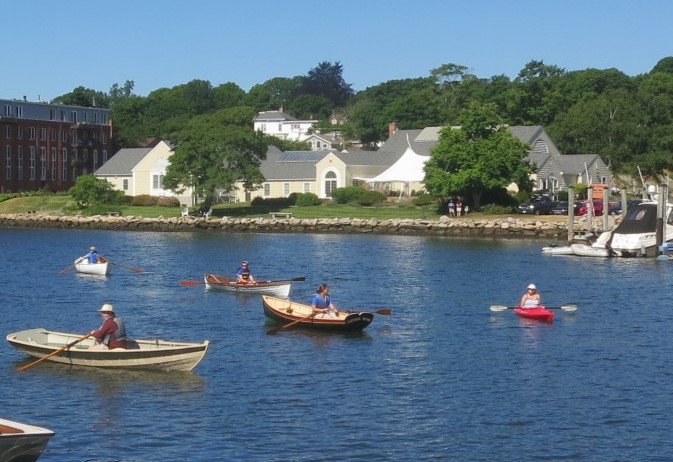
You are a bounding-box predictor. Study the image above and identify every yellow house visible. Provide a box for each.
[95,140,192,205]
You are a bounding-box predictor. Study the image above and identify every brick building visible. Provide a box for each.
[0,98,112,193]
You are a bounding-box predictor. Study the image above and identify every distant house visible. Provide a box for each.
[94,140,192,205]
[253,110,317,141]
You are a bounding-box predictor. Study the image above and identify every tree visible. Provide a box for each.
[54,86,110,108]
[164,107,268,209]
[423,103,533,209]
[296,61,354,107]
[69,175,121,208]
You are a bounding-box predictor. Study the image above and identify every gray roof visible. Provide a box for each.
[95,148,152,176]
[558,154,604,173]
[260,147,327,180]
[255,110,296,122]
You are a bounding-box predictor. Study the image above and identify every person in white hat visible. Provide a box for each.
[76,246,100,264]
[89,303,128,349]
[235,260,256,284]
[519,283,542,308]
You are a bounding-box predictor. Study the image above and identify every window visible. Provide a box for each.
[3,105,11,117]
[123,179,128,191]
[304,183,310,193]
[51,129,56,141]
[15,106,23,118]
[61,149,67,180]
[17,147,23,180]
[278,123,282,131]
[60,110,66,121]
[71,111,77,123]
[49,109,56,120]
[28,127,35,140]
[153,174,164,189]
[93,150,98,171]
[102,132,108,144]
[102,150,108,163]
[5,125,10,139]
[29,147,36,180]
[17,127,23,140]
[264,183,270,197]
[40,128,47,141]
[5,146,10,180]
[51,148,57,180]
[284,183,290,197]
[324,171,337,197]
[40,147,47,180]
[62,130,67,142]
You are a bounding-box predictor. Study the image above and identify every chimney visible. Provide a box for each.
[388,122,399,139]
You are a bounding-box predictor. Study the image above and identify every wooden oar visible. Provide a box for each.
[346,308,392,315]
[180,276,305,287]
[106,259,145,273]
[489,304,578,312]
[59,263,76,275]
[17,333,92,372]
[267,313,316,335]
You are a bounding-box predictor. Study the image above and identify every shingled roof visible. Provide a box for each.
[95,148,152,176]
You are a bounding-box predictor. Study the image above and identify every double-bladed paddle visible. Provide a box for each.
[489,304,578,312]
[17,333,92,372]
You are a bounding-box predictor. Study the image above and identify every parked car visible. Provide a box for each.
[519,196,554,215]
[608,202,622,215]
[578,200,604,216]
[551,201,569,215]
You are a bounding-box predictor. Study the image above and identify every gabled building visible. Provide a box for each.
[94,140,192,205]
[0,97,112,193]
[253,109,317,141]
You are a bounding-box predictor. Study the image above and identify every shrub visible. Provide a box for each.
[357,190,386,206]
[480,204,517,215]
[132,195,159,206]
[413,194,435,206]
[156,197,181,207]
[295,192,322,207]
[250,196,294,208]
[331,187,366,204]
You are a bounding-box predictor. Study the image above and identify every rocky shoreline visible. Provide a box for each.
[0,213,616,240]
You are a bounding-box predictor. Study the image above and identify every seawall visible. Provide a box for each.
[0,213,616,240]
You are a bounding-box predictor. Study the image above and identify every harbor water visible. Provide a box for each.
[1,228,672,461]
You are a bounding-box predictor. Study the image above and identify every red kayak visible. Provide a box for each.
[513,306,554,323]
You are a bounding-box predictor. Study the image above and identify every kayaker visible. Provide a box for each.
[236,260,256,284]
[312,284,340,318]
[77,246,99,264]
[89,303,128,350]
[519,283,542,308]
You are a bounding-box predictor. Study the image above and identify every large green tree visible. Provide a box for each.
[164,107,268,208]
[424,103,533,209]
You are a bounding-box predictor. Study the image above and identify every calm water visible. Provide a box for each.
[1,227,673,461]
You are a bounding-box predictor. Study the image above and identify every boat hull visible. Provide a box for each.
[0,418,54,462]
[75,261,109,275]
[513,307,554,323]
[204,274,291,297]
[262,295,373,331]
[6,328,209,371]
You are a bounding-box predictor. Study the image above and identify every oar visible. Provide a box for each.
[267,313,316,335]
[346,308,392,315]
[106,259,145,273]
[489,304,578,312]
[180,276,306,287]
[59,263,76,275]
[17,333,92,372]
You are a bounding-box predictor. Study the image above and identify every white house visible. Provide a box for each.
[253,109,318,141]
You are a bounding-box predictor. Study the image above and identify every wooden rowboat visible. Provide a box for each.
[513,307,554,323]
[0,417,54,462]
[74,260,109,275]
[262,295,374,331]
[6,328,209,371]
[204,273,291,297]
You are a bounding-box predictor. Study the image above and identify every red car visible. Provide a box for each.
[578,200,604,216]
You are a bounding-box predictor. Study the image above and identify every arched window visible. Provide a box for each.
[324,171,337,197]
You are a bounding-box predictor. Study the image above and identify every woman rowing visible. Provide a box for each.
[519,283,542,308]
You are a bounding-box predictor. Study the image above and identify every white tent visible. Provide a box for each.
[366,143,429,196]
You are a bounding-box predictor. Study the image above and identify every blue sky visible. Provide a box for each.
[4,0,673,101]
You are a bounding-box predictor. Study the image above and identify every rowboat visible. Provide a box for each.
[513,307,554,323]
[262,295,374,331]
[0,417,54,462]
[6,328,209,371]
[204,273,292,297]
[74,260,109,275]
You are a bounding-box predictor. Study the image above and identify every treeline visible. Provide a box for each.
[53,58,673,178]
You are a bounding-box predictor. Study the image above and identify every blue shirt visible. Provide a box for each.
[312,294,331,308]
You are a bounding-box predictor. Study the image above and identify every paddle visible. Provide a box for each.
[17,333,92,372]
[180,276,306,287]
[346,308,392,315]
[267,313,316,335]
[489,304,578,312]
[106,259,145,273]
[59,263,76,275]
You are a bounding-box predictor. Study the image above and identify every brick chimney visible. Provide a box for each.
[388,122,399,139]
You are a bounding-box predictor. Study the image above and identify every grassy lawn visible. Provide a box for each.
[0,195,568,222]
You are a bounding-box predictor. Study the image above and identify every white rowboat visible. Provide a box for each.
[7,328,209,372]
[0,417,54,462]
[74,260,109,275]
[204,274,292,297]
